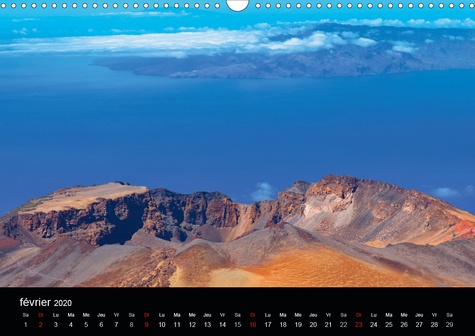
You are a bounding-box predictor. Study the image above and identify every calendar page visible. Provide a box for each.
[1,1,474,333]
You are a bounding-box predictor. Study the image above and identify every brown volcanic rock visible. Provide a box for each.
[306,175,359,199]
[294,175,475,246]
[1,174,475,288]
[383,239,475,286]
[164,225,469,287]
[2,175,475,248]
[2,224,474,287]
[150,188,240,227]
[82,248,177,287]
[0,236,154,287]
[274,180,310,220]
[0,236,21,253]
[15,192,150,246]
[144,189,242,243]
[2,183,151,246]
[144,188,291,243]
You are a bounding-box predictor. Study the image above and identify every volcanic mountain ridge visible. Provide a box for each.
[2,175,473,248]
[1,175,474,287]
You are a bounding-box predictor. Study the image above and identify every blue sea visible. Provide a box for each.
[1,55,474,215]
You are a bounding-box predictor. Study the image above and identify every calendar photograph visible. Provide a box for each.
[1,2,475,289]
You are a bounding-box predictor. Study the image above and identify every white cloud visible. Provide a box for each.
[352,37,378,47]
[432,187,460,198]
[435,18,455,27]
[273,20,319,34]
[251,182,276,202]
[2,18,473,56]
[343,18,405,27]
[1,29,265,56]
[407,19,431,27]
[1,25,377,56]
[434,18,475,28]
[12,27,29,35]
[392,45,416,53]
[341,31,359,39]
[341,32,378,47]
[257,31,347,53]
[431,185,475,199]
[341,17,475,29]
[391,41,418,53]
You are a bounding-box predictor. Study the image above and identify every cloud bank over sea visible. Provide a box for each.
[2,18,475,56]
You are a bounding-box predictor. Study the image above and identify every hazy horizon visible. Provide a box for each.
[1,55,474,215]
[1,7,474,216]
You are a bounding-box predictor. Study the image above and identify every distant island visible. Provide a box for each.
[94,23,475,78]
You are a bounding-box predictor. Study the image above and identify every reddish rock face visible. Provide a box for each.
[1,175,475,288]
[306,175,359,199]
[2,175,475,248]
[5,192,150,246]
[143,189,242,242]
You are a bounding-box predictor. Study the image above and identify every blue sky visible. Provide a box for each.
[1,4,475,215]
[2,3,475,40]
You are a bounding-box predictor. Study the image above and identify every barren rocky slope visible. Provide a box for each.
[1,175,474,287]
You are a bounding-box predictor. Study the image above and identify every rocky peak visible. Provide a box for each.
[281,180,311,195]
[2,175,475,248]
[307,174,359,199]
